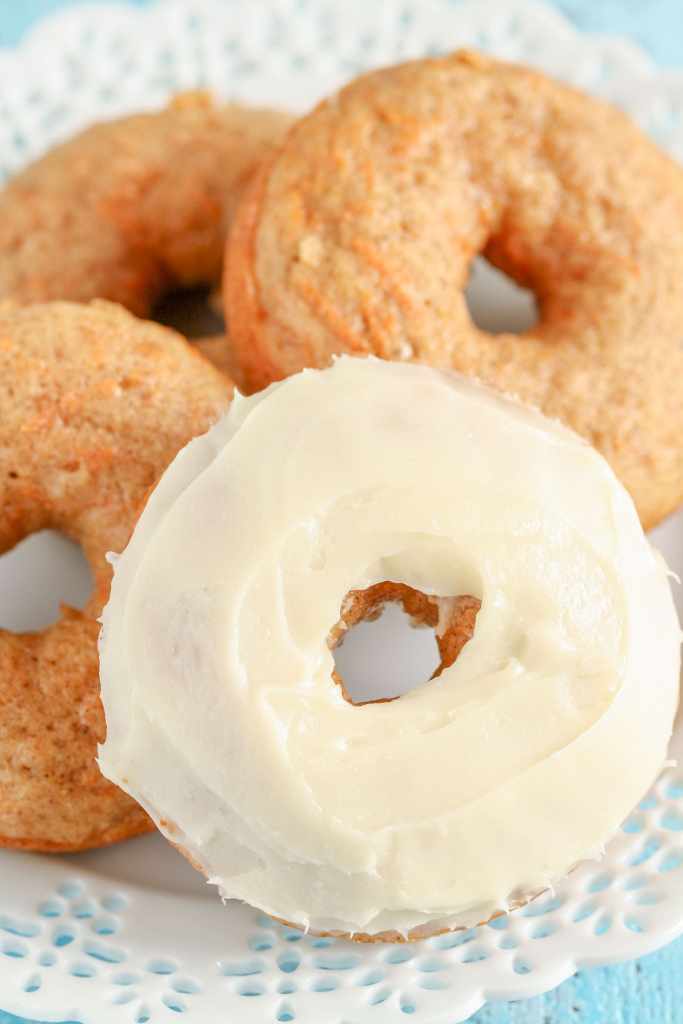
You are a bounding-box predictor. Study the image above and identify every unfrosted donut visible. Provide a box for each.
[226,51,683,528]
[0,93,291,323]
[98,357,680,940]
[0,300,230,851]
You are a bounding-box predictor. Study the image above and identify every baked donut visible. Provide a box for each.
[226,51,683,529]
[98,357,680,940]
[0,93,291,320]
[0,300,230,851]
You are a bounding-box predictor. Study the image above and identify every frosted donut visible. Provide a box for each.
[0,300,230,851]
[226,50,683,528]
[0,93,291,340]
[98,357,680,939]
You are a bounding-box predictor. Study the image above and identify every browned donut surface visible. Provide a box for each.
[0,94,291,317]
[226,50,683,528]
[0,300,231,851]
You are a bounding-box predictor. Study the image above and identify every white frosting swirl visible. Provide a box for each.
[98,357,680,936]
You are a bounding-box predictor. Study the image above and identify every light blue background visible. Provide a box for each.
[1,1,682,1022]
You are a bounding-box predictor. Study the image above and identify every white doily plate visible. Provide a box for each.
[0,1,682,1022]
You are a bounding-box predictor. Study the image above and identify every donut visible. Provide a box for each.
[226,50,683,529]
[0,300,231,851]
[0,93,291,321]
[98,357,680,940]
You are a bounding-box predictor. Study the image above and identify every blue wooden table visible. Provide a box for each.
[1,2,682,1022]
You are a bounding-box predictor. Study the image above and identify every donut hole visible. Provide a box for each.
[0,530,92,633]
[333,602,439,704]
[330,582,480,705]
[465,256,538,335]
[153,284,225,339]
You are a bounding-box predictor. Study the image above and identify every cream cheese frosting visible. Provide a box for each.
[98,357,681,937]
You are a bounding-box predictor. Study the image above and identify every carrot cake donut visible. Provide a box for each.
[98,357,680,938]
[0,300,230,850]
[226,51,683,527]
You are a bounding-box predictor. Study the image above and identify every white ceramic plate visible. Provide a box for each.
[0,2,682,1022]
